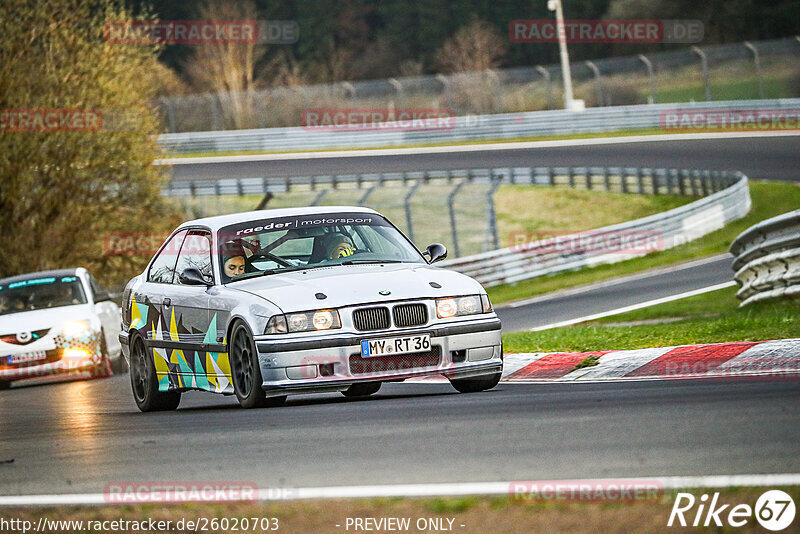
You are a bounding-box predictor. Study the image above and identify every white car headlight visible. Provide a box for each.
[436,296,488,319]
[265,310,342,334]
[62,319,92,337]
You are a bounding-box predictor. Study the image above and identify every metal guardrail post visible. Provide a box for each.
[536,66,553,110]
[388,78,404,107]
[547,167,555,186]
[358,185,377,206]
[447,181,466,258]
[568,168,575,188]
[208,94,223,131]
[744,42,765,100]
[636,168,644,194]
[620,169,628,194]
[585,61,603,106]
[603,168,610,191]
[691,46,712,101]
[485,177,503,252]
[404,182,422,243]
[311,189,329,206]
[638,54,656,104]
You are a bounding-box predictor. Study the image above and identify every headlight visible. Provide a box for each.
[265,310,341,334]
[436,296,487,318]
[62,319,91,337]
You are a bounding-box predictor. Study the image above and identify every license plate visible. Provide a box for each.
[7,351,47,364]
[361,334,431,358]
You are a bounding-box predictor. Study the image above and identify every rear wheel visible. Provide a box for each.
[342,382,381,397]
[0,381,11,390]
[129,335,180,412]
[449,372,501,393]
[230,322,285,408]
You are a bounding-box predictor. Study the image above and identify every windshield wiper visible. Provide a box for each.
[340,259,404,265]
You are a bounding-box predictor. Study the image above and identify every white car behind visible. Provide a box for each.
[0,268,123,389]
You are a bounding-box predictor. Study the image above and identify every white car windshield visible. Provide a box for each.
[217,212,426,283]
[0,275,87,315]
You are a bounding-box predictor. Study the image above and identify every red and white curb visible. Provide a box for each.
[410,339,800,383]
[503,339,800,382]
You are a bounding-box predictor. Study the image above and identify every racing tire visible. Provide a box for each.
[90,331,113,379]
[449,372,501,393]
[0,381,11,390]
[129,335,181,412]
[342,382,381,397]
[230,322,285,408]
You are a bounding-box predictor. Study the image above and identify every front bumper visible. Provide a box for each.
[254,318,502,396]
[0,335,103,382]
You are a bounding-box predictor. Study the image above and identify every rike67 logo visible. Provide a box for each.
[668,490,796,531]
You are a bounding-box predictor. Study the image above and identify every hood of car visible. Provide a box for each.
[228,263,483,312]
[0,304,95,335]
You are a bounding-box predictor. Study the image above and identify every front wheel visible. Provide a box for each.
[230,322,284,408]
[449,372,501,393]
[129,336,180,412]
[0,381,11,391]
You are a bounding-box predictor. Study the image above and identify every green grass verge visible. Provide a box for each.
[502,285,800,353]
[488,181,800,305]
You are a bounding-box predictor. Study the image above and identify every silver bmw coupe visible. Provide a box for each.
[120,206,503,411]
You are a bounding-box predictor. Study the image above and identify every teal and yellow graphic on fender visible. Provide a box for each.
[129,294,233,394]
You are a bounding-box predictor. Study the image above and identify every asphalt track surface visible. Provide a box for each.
[1,375,798,496]
[1,135,798,499]
[494,254,734,332]
[169,135,800,182]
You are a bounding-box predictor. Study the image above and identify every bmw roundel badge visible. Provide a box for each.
[379,290,391,296]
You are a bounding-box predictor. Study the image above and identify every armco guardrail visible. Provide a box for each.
[158,99,800,154]
[438,171,750,287]
[730,209,800,306]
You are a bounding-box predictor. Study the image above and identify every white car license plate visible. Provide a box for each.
[361,334,431,358]
[7,351,47,364]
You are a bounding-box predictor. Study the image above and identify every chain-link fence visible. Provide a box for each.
[156,38,800,133]
[167,166,736,259]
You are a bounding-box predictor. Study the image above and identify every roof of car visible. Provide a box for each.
[179,206,381,232]
[0,268,83,286]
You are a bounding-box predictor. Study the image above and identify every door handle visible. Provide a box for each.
[163,298,171,307]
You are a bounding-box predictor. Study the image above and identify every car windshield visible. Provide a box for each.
[217,212,426,283]
[0,275,87,315]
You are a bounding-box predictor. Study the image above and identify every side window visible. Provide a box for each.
[175,231,213,284]
[148,230,187,284]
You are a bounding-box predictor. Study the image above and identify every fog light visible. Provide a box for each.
[63,349,90,361]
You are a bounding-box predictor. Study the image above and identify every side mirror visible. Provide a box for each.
[94,291,111,303]
[179,267,212,286]
[425,243,448,264]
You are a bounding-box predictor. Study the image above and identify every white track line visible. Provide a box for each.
[156,131,800,165]
[503,253,732,309]
[529,281,736,331]
[3,474,799,505]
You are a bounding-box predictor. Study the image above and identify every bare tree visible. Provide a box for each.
[183,0,266,129]
[435,19,508,114]
[435,18,507,74]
